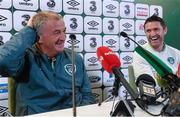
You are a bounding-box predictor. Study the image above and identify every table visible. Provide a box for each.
[27,99,164,117]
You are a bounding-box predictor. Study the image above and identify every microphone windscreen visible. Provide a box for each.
[120,32,128,38]
[136,74,156,86]
[69,34,76,40]
[96,46,120,73]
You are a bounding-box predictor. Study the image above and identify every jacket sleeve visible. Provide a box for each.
[0,26,36,78]
[79,56,95,105]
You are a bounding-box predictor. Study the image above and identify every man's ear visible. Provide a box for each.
[37,34,43,43]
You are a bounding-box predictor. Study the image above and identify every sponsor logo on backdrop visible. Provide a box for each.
[103,18,118,34]
[67,38,80,45]
[108,20,114,31]
[120,2,134,18]
[136,7,148,16]
[122,55,132,65]
[88,57,98,64]
[67,0,80,9]
[64,64,76,76]
[67,38,81,50]
[124,38,130,48]
[120,19,134,35]
[135,20,145,35]
[124,4,130,15]
[136,4,149,19]
[106,39,116,47]
[122,22,132,31]
[106,75,114,83]
[0,15,7,27]
[139,24,144,30]
[84,35,102,52]
[85,53,101,70]
[138,39,147,45]
[87,20,99,28]
[84,16,102,34]
[120,36,134,51]
[0,10,12,31]
[0,106,11,117]
[153,8,159,16]
[89,76,101,83]
[90,37,97,48]
[0,32,11,44]
[21,14,30,26]
[150,5,163,18]
[89,1,97,12]
[106,4,116,13]
[64,15,83,33]
[70,18,78,29]
[64,0,82,14]
[0,15,7,22]
[19,0,33,6]
[84,0,102,16]
[103,0,119,17]
[0,84,8,93]
[47,0,56,8]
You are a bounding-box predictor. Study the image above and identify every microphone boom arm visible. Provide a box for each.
[112,67,145,110]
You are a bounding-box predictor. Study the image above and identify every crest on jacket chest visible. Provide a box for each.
[64,64,76,76]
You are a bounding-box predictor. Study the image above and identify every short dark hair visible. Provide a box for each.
[144,15,166,29]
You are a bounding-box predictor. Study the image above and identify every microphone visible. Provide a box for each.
[136,74,158,105]
[69,34,76,41]
[120,32,140,46]
[69,34,76,117]
[96,46,120,73]
[96,46,121,96]
[96,46,145,110]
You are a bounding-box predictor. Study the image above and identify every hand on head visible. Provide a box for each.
[27,16,34,28]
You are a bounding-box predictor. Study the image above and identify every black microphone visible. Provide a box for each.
[96,46,146,110]
[69,34,76,41]
[69,34,76,117]
[120,31,140,46]
[136,74,158,105]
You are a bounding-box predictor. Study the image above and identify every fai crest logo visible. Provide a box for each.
[64,64,76,76]
[167,57,175,65]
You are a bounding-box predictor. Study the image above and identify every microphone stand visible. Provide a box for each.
[112,68,146,110]
[70,34,76,117]
[98,73,122,106]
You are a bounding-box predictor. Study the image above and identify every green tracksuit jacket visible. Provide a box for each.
[0,26,95,116]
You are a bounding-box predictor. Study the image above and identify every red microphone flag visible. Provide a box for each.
[96,46,120,73]
[177,63,180,78]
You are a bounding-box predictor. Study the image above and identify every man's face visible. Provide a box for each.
[38,19,66,56]
[144,21,167,51]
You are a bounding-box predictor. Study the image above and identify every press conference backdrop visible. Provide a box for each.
[0,0,180,113]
